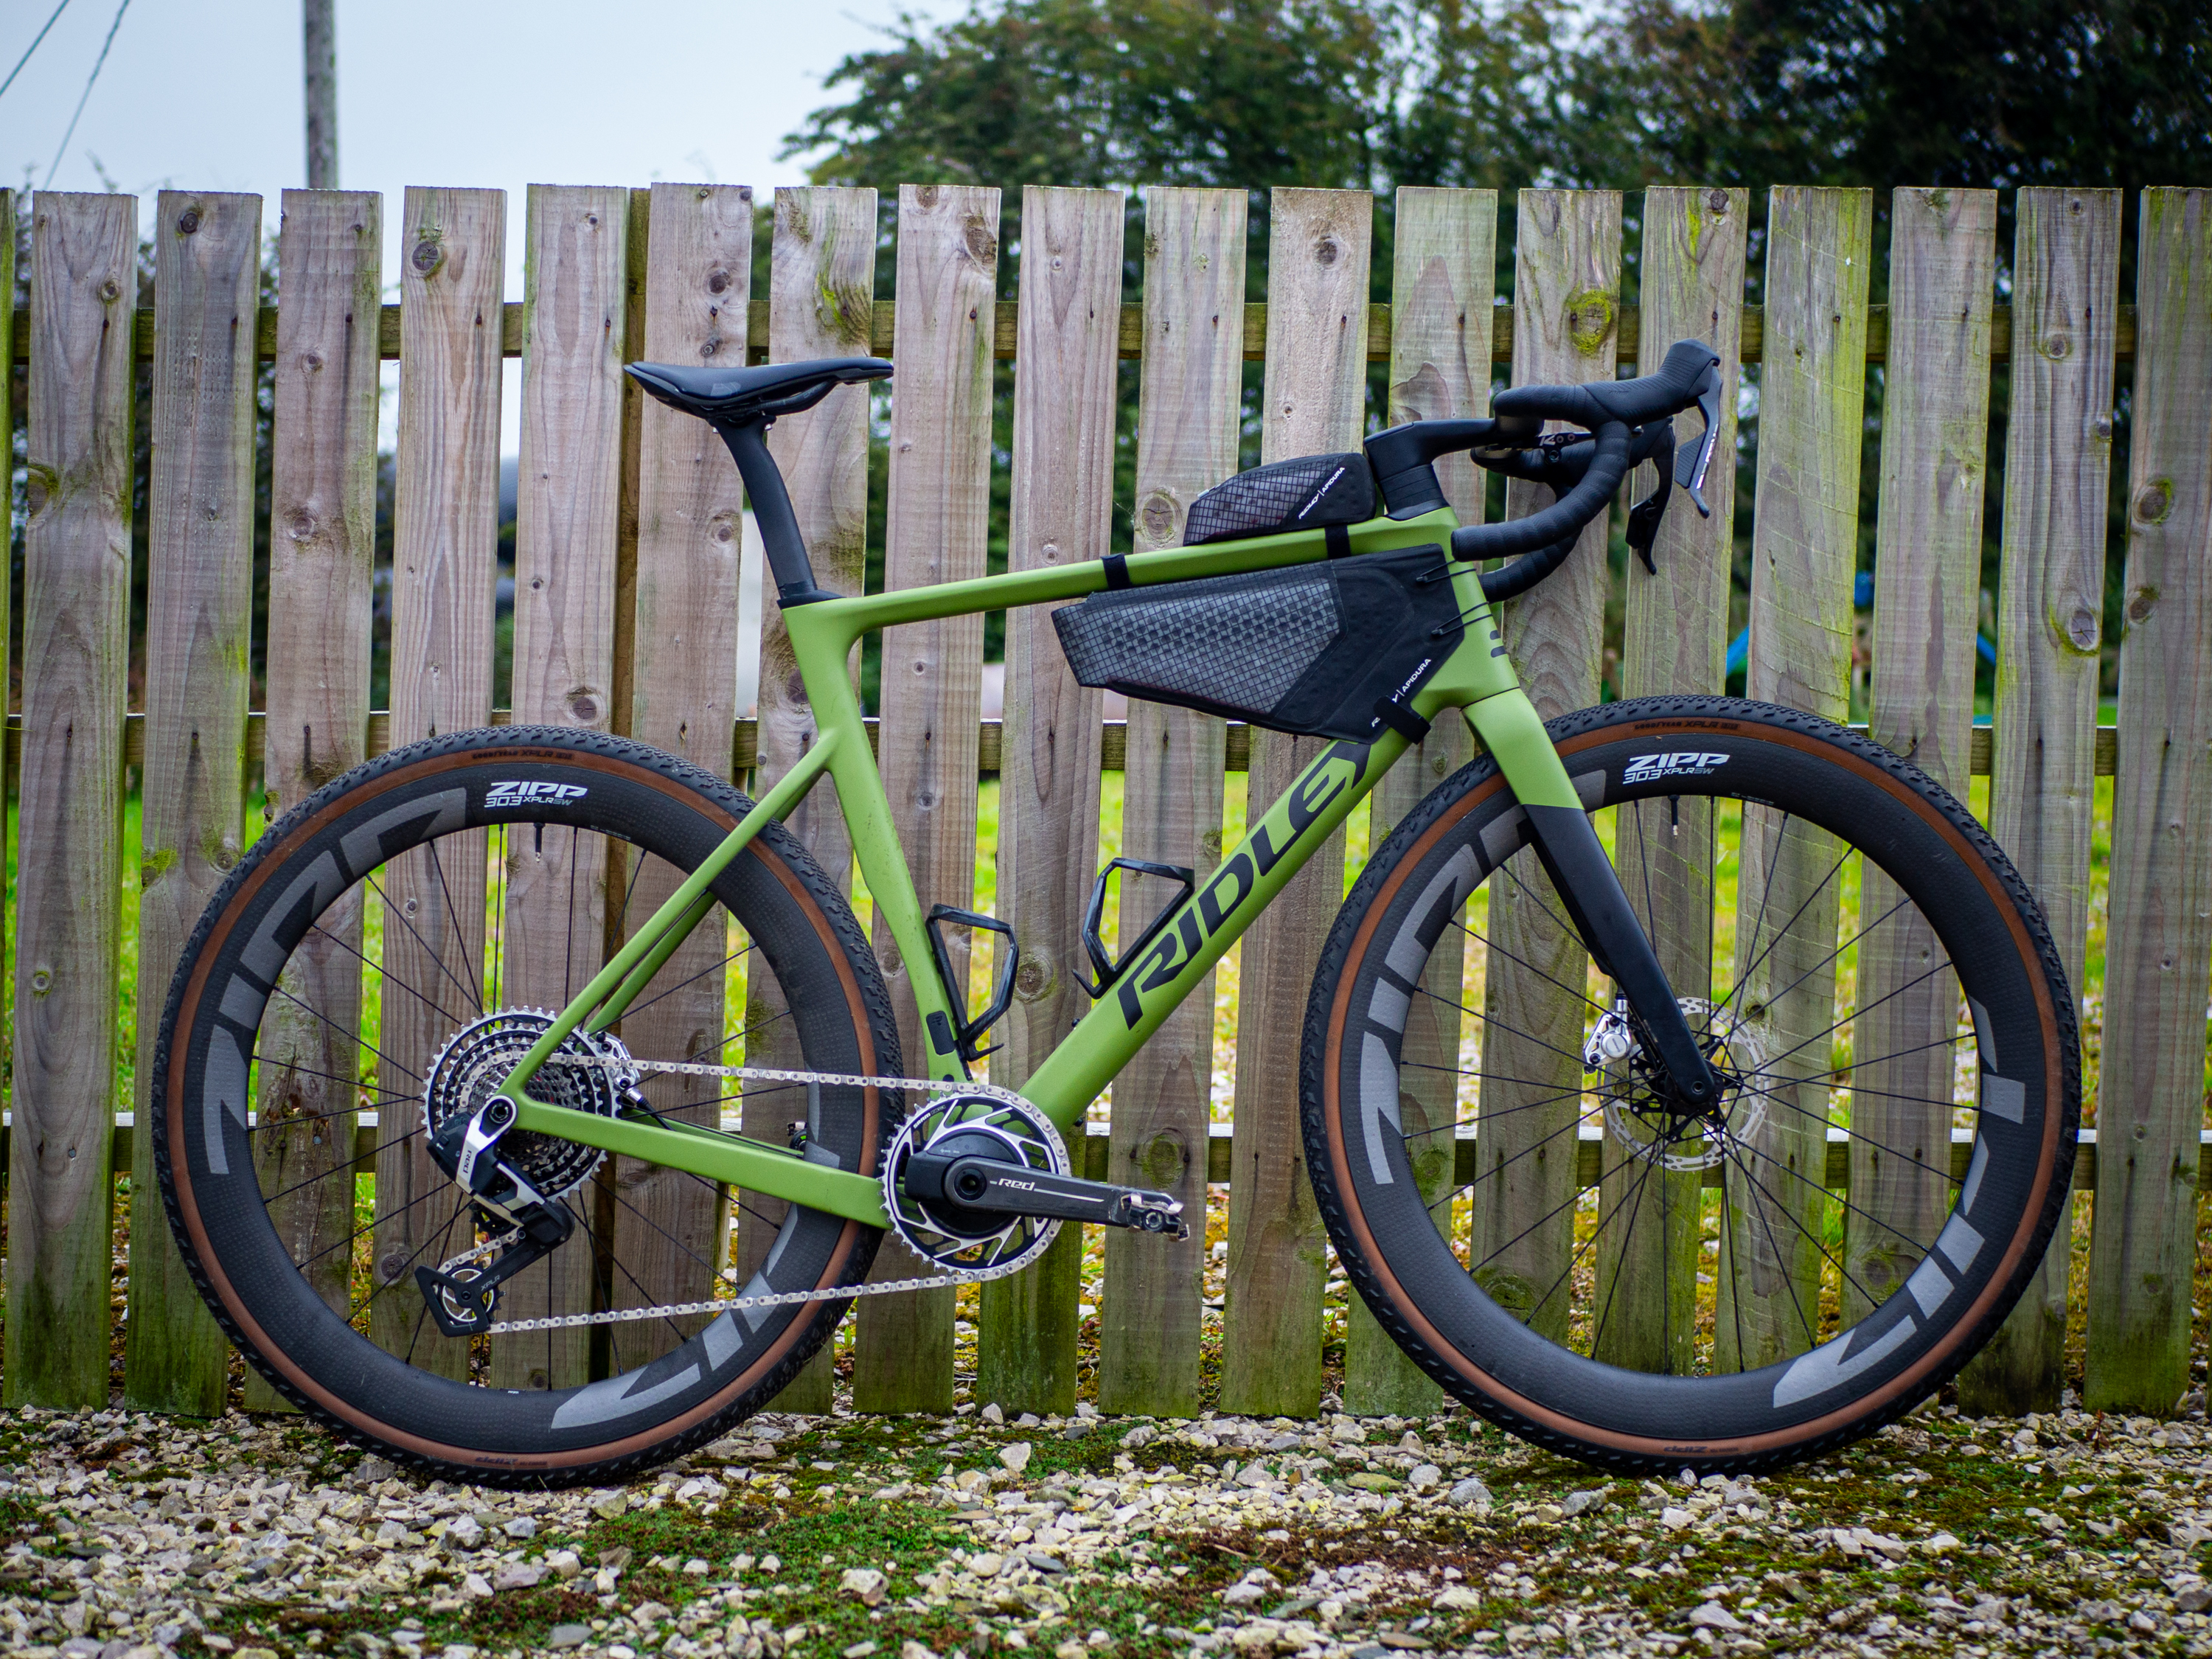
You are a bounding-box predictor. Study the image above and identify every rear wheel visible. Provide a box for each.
[1303,696,2078,1472]
[154,727,900,1487]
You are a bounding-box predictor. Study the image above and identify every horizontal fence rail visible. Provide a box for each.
[4,1113,2202,1194]
[4,710,2138,779]
[4,298,2150,368]
[1,180,2206,1430]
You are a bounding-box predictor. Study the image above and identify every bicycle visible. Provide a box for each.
[153,338,2078,1486]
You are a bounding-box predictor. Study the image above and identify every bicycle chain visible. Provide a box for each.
[431,1056,1048,1336]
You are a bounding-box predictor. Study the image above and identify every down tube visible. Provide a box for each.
[1020,731,1408,1127]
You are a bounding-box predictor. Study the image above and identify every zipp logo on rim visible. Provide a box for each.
[1623,751,1730,785]
[484,780,589,807]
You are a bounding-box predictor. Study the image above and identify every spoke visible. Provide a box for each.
[1730,1078,1963,1188]
[490,822,507,1009]
[618,940,759,1028]
[1499,855,1586,963]
[562,824,582,1007]
[309,919,469,1026]
[1467,1116,1615,1273]
[261,1126,417,1210]
[1415,984,1591,1071]
[349,1203,471,1324]
[1751,956,1958,1081]
[404,1192,479,1366]
[1714,810,1797,1029]
[1725,1122,1946,1259]
[422,837,487,1013]
[1739,888,1920,1034]
[1528,1150,1659,1332]
[1400,1058,1603,1095]
[1455,1106,1597,1214]
[1449,916,1607,1020]
[1712,829,1856,1043]
[364,867,487,1020]
[268,981,422,1085]
[597,1218,703,1356]
[247,1051,406,1105]
[1399,1084,1593,1141]
[1721,1159,1744,1374]
[608,1186,725,1283]
[297,1178,444,1275]
[1722,1137,1886,1320]
[1721,1141,1820,1352]
[246,1097,399,1137]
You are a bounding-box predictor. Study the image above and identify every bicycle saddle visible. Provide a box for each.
[627,355,891,425]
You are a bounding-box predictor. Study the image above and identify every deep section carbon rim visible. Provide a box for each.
[1306,698,2076,1469]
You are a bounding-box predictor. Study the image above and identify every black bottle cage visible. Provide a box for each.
[925,905,1018,1063]
[1077,858,1197,1000]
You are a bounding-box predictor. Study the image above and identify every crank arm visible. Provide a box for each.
[933,1157,1189,1239]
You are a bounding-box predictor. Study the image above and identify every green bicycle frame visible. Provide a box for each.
[498,509,1586,1231]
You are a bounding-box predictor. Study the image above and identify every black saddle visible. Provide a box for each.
[627,356,892,425]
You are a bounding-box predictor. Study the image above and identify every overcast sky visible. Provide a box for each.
[3,0,915,288]
[4,0,919,449]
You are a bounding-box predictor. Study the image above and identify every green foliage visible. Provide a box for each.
[785,0,2211,202]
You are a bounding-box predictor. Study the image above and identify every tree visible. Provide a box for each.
[1573,0,2212,198]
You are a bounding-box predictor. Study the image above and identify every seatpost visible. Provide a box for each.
[716,420,836,605]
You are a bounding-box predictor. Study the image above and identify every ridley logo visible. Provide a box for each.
[1623,751,1730,785]
[485,779,589,807]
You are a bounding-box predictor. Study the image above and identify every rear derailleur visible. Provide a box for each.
[414,1093,576,1339]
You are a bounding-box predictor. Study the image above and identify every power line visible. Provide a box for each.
[43,0,130,191]
[0,0,72,103]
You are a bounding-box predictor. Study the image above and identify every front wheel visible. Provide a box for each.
[1303,695,2078,1472]
[154,727,900,1487]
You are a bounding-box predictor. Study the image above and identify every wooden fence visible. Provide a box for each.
[2,181,2208,1428]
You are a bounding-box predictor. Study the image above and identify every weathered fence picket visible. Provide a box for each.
[1601,183,1748,1374]
[1218,188,1373,1420]
[1342,183,1495,1416]
[1958,187,2123,1415]
[1097,185,1245,1419]
[1848,186,1997,1327]
[749,183,877,1413]
[1473,188,1621,1349]
[371,186,506,1380]
[125,189,265,1416]
[1,177,2205,1428]
[7,192,136,1411]
[853,184,1000,1415]
[979,184,1126,1414]
[2085,187,2212,1416]
[618,183,751,1377]
[1720,187,1874,1371]
[240,189,385,1416]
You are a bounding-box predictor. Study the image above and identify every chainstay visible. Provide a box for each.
[470,1055,1045,1335]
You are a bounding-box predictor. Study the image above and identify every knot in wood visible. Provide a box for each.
[176,207,201,236]
[706,268,731,296]
[2133,481,2173,525]
[2039,330,2072,361]
[1706,189,1731,215]
[411,238,444,276]
[1313,235,1340,266]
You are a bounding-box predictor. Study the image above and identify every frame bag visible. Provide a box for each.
[1053,543,1463,744]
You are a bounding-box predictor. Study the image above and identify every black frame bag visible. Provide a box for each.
[1182,453,1377,545]
[1053,544,1462,744]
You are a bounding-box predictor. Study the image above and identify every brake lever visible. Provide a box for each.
[1674,366,1723,518]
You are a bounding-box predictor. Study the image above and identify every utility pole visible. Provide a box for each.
[304,0,337,188]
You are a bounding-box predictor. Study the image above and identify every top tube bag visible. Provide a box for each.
[1053,543,1464,745]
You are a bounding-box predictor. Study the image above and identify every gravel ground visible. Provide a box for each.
[3,1399,2208,1659]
